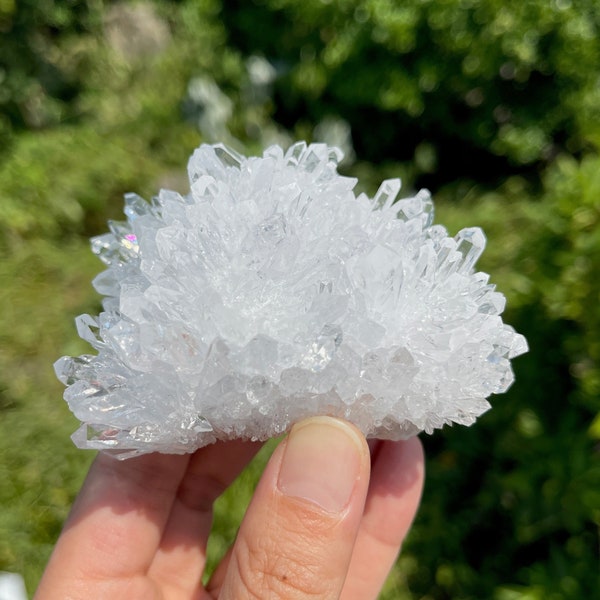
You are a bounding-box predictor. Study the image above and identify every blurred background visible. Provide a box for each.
[1,1,599,598]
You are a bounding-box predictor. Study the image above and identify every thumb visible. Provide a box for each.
[214,416,371,600]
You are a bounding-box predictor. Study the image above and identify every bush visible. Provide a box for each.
[0,0,103,132]
[537,153,600,407]
[405,160,600,598]
[223,0,600,186]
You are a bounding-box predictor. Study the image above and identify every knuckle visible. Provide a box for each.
[176,472,226,512]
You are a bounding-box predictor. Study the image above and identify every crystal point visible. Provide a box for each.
[373,178,401,211]
[455,227,486,273]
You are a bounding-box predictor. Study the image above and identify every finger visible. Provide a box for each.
[147,439,262,597]
[341,437,425,600]
[35,451,190,597]
[204,545,233,595]
[213,416,371,600]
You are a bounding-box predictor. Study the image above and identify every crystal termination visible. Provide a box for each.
[55,142,528,458]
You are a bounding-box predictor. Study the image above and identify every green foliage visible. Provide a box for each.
[412,180,600,598]
[0,127,162,242]
[1,1,599,598]
[537,154,600,405]
[223,0,600,183]
[0,0,237,248]
[0,0,104,132]
[0,238,98,591]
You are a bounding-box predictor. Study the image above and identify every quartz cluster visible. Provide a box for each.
[55,142,527,458]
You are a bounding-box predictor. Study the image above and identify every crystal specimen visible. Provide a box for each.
[55,142,528,458]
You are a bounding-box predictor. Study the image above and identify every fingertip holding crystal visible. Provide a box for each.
[57,141,528,458]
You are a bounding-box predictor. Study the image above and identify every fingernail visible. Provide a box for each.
[277,416,365,514]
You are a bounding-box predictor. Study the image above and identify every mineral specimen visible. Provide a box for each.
[55,142,528,458]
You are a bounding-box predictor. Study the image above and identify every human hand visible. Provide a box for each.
[35,416,424,599]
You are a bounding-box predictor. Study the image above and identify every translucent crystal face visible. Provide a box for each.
[55,142,528,458]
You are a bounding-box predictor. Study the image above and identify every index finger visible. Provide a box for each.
[39,451,191,587]
[36,436,265,599]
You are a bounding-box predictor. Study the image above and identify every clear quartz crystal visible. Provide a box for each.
[56,142,528,458]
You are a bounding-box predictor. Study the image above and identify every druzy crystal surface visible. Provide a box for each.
[55,142,527,458]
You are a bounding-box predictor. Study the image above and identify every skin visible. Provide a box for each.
[35,416,424,600]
